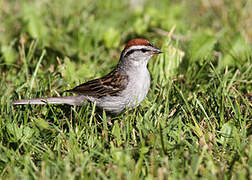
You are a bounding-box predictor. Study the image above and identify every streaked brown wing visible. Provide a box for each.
[66,69,128,98]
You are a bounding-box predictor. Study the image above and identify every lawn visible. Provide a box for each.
[0,0,251,179]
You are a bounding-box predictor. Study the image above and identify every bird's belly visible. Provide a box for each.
[124,70,150,108]
[91,69,150,113]
[97,81,149,113]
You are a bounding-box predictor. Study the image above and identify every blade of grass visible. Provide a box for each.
[29,49,46,91]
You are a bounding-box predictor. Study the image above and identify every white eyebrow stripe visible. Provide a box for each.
[126,45,150,51]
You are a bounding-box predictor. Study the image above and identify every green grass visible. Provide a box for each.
[0,0,252,179]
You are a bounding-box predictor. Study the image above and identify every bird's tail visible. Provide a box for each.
[12,95,86,106]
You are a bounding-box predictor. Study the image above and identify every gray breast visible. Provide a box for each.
[122,66,150,108]
[88,66,150,113]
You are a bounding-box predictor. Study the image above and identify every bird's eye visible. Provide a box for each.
[140,49,149,53]
[124,48,150,57]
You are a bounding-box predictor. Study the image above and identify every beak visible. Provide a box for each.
[152,47,163,54]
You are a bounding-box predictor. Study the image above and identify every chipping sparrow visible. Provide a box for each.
[12,38,163,113]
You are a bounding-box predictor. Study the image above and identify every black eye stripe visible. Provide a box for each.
[125,48,150,57]
[125,49,135,57]
[140,49,148,53]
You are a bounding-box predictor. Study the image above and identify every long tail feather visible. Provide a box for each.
[12,95,86,106]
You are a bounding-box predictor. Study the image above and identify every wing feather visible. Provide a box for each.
[66,69,128,98]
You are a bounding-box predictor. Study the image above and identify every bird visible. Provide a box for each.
[12,38,163,113]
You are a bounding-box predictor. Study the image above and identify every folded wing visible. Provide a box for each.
[66,69,128,98]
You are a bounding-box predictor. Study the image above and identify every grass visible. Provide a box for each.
[0,0,252,179]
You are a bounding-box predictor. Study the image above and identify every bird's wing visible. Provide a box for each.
[66,69,128,98]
